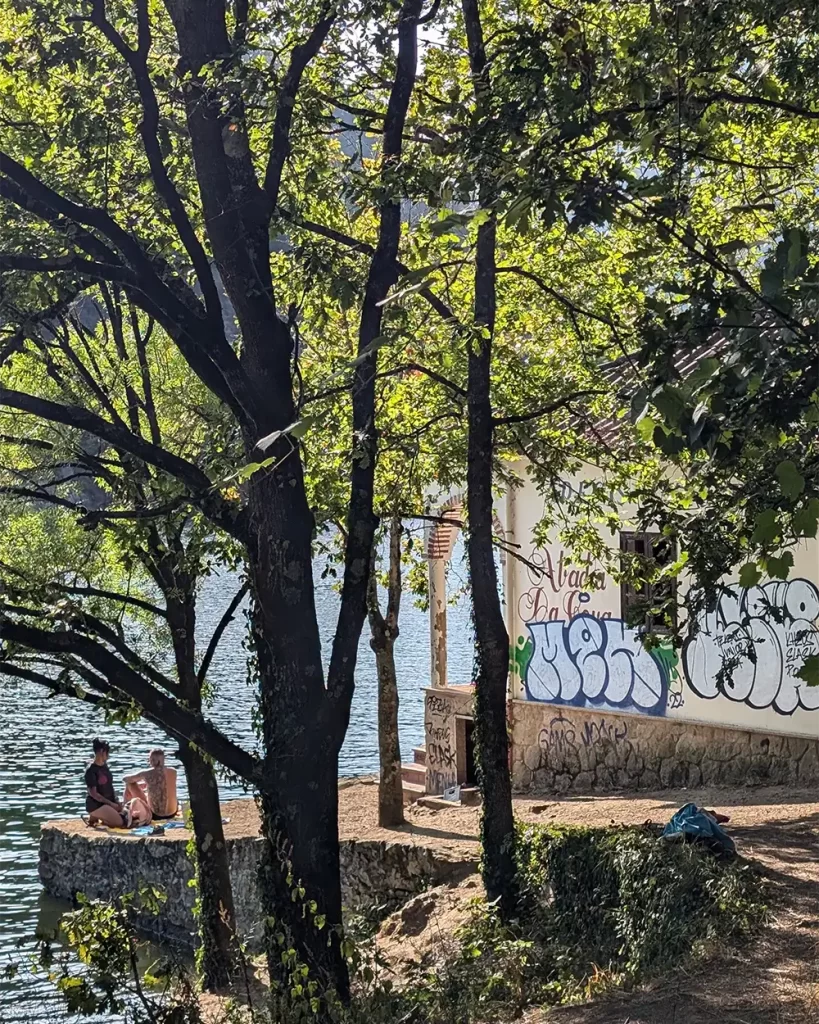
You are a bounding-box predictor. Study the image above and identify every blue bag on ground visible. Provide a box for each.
[662,802,736,857]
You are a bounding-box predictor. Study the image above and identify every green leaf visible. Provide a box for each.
[759,261,784,298]
[751,508,779,546]
[794,498,819,538]
[636,416,656,442]
[653,385,687,427]
[797,654,819,688]
[764,551,793,580]
[738,562,762,588]
[775,460,805,500]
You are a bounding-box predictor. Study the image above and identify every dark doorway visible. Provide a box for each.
[456,716,477,786]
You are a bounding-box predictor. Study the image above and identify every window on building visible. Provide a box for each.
[619,532,678,631]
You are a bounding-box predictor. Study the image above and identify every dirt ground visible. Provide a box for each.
[70,781,819,1022]
[354,784,819,1023]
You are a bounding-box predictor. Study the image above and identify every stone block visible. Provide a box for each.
[523,744,543,771]
[798,743,819,784]
[674,733,706,765]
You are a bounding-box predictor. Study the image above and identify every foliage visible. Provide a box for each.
[376,823,766,1023]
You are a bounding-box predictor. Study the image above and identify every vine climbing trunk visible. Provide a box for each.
[167,592,238,991]
[461,0,518,918]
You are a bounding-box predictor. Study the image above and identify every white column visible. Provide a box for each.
[429,557,448,688]
[505,485,519,699]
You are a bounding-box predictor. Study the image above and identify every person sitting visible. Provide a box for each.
[85,737,126,827]
[123,748,178,821]
[84,738,151,828]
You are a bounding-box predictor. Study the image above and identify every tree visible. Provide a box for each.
[0,295,246,988]
[0,0,428,999]
[367,517,405,827]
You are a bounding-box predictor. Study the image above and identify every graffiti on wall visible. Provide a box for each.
[682,579,819,715]
[425,693,457,793]
[517,545,610,624]
[523,615,669,715]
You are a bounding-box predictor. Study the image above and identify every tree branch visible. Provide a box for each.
[197,581,249,686]
[493,389,604,426]
[0,387,246,540]
[88,0,224,329]
[326,0,423,737]
[48,583,167,619]
[263,10,337,206]
[0,617,261,783]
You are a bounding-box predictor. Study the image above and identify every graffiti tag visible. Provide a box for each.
[683,579,819,715]
[427,695,453,717]
[523,615,668,715]
[518,546,610,624]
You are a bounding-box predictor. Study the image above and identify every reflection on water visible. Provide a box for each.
[0,561,474,1021]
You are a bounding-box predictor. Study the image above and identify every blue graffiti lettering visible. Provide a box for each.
[523,614,668,715]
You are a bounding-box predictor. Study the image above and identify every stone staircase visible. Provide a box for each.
[401,744,427,804]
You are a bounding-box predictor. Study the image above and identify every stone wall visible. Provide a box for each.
[39,818,475,950]
[511,700,819,792]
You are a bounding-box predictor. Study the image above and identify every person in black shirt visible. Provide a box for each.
[84,738,127,827]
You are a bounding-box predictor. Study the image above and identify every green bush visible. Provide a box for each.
[387,822,766,1023]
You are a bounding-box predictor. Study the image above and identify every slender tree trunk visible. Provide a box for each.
[167,592,238,990]
[178,741,238,991]
[462,0,518,917]
[368,519,404,828]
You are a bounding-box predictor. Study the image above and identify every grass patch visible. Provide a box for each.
[365,822,766,1023]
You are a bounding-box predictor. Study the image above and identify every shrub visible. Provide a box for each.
[387,822,766,1023]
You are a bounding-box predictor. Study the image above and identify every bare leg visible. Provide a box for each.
[126,797,152,827]
[88,804,123,827]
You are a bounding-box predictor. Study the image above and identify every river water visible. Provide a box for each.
[0,561,474,1022]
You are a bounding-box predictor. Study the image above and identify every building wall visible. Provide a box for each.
[424,686,474,795]
[507,462,819,742]
[510,700,819,793]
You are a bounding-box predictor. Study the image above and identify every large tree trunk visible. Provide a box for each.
[178,741,238,991]
[462,0,518,918]
[246,471,349,1002]
[257,754,345,1007]
[368,519,404,828]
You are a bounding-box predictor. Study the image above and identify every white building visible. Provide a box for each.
[407,460,819,800]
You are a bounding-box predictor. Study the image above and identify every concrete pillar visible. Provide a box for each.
[429,557,448,687]
[505,485,519,699]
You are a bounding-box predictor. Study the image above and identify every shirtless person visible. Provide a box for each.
[84,737,127,827]
[124,748,178,820]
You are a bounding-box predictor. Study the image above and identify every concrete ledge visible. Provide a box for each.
[39,798,476,949]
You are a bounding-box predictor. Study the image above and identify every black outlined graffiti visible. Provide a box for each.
[428,695,453,717]
[683,579,819,715]
[524,615,668,715]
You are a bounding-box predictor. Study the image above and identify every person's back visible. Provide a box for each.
[124,749,178,819]
[145,762,177,818]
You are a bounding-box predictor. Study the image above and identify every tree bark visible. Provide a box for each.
[178,741,238,991]
[368,519,404,828]
[167,590,239,991]
[461,0,518,917]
